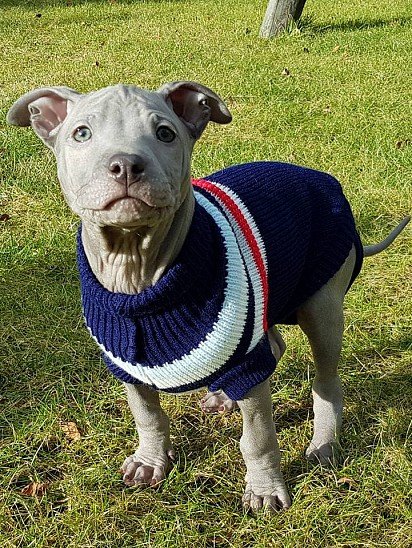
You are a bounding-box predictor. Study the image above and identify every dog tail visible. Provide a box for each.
[363,216,410,257]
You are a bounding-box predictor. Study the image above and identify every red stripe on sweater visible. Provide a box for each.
[193,178,269,331]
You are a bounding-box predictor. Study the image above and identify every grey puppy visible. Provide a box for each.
[7,82,409,512]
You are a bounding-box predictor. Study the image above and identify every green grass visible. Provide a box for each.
[0,0,411,546]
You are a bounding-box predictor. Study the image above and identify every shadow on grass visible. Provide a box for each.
[300,15,412,35]
[1,0,185,8]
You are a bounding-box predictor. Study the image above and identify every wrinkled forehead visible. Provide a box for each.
[68,84,170,121]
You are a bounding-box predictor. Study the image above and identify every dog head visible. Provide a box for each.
[7,82,231,229]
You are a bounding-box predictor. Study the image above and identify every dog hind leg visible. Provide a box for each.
[200,389,239,414]
[296,246,356,465]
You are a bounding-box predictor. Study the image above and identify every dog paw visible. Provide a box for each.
[242,481,291,513]
[121,448,175,488]
[200,390,238,414]
[305,441,340,465]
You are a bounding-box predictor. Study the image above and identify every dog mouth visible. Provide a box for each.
[105,196,147,210]
[75,177,175,212]
[103,196,169,212]
[89,195,173,229]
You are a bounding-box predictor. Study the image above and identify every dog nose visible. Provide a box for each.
[108,154,146,185]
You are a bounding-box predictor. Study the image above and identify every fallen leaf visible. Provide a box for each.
[396,139,410,149]
[332,45,340,52]
[282,68,291,77]
[0,214,10,222]
[21,482,48,497]
[60,420,81,442]
[337,476,357,490]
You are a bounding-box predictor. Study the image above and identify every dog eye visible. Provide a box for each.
[73,126,92,142]
[156,126,176,143]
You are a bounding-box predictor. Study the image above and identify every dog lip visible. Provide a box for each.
[103,196,141,210]
[103,196,170,211]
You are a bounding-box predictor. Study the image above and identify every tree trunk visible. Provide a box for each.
[260,0,307,38]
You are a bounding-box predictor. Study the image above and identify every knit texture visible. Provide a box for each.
[77,161,363,400]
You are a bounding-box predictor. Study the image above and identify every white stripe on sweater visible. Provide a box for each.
[204,181,268,351]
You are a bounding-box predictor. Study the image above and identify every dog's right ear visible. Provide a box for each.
[7,87,82,148]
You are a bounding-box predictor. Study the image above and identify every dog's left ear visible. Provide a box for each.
[157,81,232,139]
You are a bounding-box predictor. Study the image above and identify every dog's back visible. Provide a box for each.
[201,161,364,326]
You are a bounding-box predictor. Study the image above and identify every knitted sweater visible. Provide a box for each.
[77,162,363,400]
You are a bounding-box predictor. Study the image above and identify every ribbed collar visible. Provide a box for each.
[77,198,226,319]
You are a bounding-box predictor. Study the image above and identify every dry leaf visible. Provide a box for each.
[337,476,357,490]
[332,45,340,52]
[21,482,48,497]
[60,420,81,442]
[282,68,291,77]
[0,214,10,222]
[396,139,410,149]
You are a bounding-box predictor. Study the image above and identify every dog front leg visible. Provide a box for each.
[237,380,291,512]
[121,383,175,487]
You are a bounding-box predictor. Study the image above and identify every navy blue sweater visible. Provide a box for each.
[78,162,363,400]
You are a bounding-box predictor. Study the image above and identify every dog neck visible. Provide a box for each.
[81,191,195,294]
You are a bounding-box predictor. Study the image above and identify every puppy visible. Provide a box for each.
[7,81,409,511]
